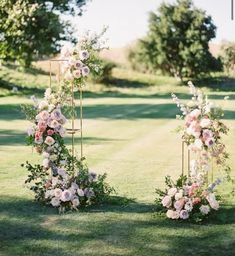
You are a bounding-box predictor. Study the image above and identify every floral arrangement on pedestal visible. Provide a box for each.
[156,82,232,222]
[22,32,114,213]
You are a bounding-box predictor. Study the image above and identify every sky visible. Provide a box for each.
[71,0,235,48]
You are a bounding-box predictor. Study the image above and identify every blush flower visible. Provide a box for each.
[51,109,62,121]
[47,129,54,136]
[200,205,210,215]
[200,118,211,128]
[179,210,189,219]
[51,197,60,207]
[44,136,55,146]
[73,69,81,78]
[54,188,62,198]
[205,138,215,147]
[40,110,50,120]
[174,199,185,211]
[168,187,177,197]
[60,190,72,202]
[72,198,80,207]
[171,211,180,219]
[166,209,174,219]
[162,195,172,208]
[49,120,59,129]
[79,50,89,60]
[77,188,84,197]
[82,66,90,76]
[74,60,83,69]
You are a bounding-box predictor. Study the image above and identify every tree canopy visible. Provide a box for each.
[129,0,221,79]
[0,0,88,67]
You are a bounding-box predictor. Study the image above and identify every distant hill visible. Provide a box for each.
[100,47,130,66]
[100,43,222,66]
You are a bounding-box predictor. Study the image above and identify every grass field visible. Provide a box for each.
[0,64,235,256]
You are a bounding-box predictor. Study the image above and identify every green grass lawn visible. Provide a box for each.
[0,65,235,256]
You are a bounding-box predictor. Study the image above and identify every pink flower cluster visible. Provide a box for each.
[60,46,90,83]
[27,89,67,167]
[161,182,219,220]
[185,109,216,151]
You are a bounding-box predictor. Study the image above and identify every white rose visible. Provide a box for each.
[72,198,80,207]
[168,187,177,197]
[49,154,57,161]
[200,118,211,128]
[175,192,183,200]
[77,189,84,197]
[166,209,174,219]
[51,197,60,207]
[200,205,210,215]
[209,200,219,210]
[185,201,193,212]
[60,190,72,202]
[190,109,201,118]
[54,188,62,198]
[38,100,48,110]
[194,139,203,150]
[45,190,52,199]
[42,158,49,168]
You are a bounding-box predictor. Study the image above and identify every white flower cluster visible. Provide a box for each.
[60,46,90,82]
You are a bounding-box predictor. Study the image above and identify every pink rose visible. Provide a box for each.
[73,69,81,78]
[38,121,47,132]
[162,195,172,208]
[49,120,59,129]
[40,110,49,120]
[171,211,180,219]
[192,197,201,205]
[47,129,54,136]
[44,136,55,146]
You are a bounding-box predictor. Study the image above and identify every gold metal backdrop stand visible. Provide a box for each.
[181,139,215,184]
[181,139,190,177]
[49,60,84,171]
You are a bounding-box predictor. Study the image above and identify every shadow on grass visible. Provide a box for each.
[106,77,154,88]
[194,75,235,92]
[0,77,45,97]
[4,63,50,76]
[0,196,235,256]
[0,103,180,121]
[0,129,126,146]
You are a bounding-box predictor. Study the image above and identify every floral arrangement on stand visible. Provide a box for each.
[22,31,114,213]
[156,81,232,222]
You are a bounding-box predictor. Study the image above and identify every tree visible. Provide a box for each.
[221,42,235,74]
[0,0,88,68]
[129,0,221,79]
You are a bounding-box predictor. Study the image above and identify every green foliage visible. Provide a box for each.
[129,0,222,79]
[221,42,235,74]
[91,60,116,83]
[0,0,88,68]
